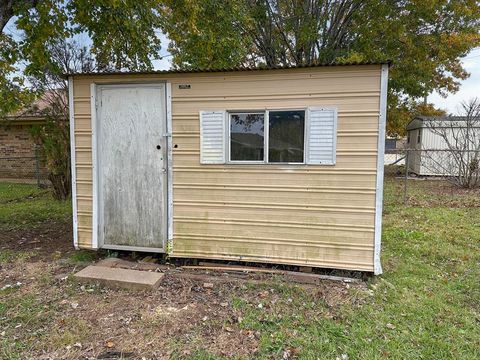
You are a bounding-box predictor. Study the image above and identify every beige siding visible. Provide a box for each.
[72,65,382,271]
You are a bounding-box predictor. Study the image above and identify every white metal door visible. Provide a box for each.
[96,84,167,251]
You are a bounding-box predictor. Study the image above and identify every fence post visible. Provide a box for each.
[35,146,41,188]
[403,149,409,205]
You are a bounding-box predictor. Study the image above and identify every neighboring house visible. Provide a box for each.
[406,116,480,176]
[67,61,389,274]
[0,91,65,182]
[0,110,45,181]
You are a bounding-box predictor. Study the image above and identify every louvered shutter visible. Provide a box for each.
[306,108,337,165]
[199,110,226,164]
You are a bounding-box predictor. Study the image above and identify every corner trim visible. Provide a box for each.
[68,77,79,250]
[374,64,389,275]
[90,83,99,249]
[166,82,174,243]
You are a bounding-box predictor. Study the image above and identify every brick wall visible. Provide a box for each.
[0,124,46,179]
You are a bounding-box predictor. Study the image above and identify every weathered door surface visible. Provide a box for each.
[96,84,167,250]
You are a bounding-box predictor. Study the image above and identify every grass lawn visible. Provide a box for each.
[0,182,71,231]
[0,180,479,359]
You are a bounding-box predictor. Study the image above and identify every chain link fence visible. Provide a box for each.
[384,148,480,207]
[0,151,50,188]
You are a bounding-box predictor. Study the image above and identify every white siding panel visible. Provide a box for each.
[306,108,337,165]
[200,111,226,164]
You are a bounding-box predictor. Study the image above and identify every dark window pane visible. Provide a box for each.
[230,113,264,161]
[268,111,305,163]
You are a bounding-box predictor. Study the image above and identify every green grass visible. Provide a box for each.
[66,250,98,264]
[220,178,480,359]
[0,182,71,230]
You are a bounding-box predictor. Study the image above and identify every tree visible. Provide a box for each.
[160,0,480,136]
[388,100,446,137]
[1,0,163,115]
[29,39,95,200]
[423,98,480,188]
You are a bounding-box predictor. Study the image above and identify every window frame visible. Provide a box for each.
[226,108,308,165]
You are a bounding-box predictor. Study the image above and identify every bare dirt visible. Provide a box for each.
[0,223,365,359]
[0,220,75,261]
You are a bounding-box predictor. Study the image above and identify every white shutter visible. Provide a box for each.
[306,107,337,165]
[199,110,226,164]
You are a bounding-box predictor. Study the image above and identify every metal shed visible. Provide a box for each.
[406,116,480,176]
[68,62,389,274]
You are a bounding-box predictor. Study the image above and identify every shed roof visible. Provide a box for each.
[406,116,479,131]
[64,60,391,78]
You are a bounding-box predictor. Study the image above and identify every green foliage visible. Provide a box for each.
[69,0,163,71]
[161,0,249,69]
[0,0,163,115]
[30,111,71,200]
[161,0,480,135]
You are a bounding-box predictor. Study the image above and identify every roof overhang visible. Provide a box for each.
[64,60,392,78]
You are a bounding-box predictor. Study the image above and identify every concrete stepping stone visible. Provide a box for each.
[74,265,164,291]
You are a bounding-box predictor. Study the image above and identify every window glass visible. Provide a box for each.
[230,113,264,161]
[268,110,305,163]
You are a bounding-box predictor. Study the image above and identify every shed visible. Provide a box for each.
[406,116,480,176]
[67,62,389,274]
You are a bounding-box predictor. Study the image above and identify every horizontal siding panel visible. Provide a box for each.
[78,214,92,228]
[75,134,91,147]
[173,218,373,235]
[172,100,379,114]
[76,166,92,180]
[173,207,374,226]
[174,200,374,213]
[77,198,92,212]
[174,234,373,250]
[173,188,375,207]
[173,172,375,188]
[171,242,374,272]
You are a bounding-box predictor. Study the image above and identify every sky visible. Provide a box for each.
[428,48,480,115]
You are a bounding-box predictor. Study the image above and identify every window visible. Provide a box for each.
[200,108,336,165]
[269,111,305,163]
[417,129,421,144]
[229,113,265,161]
[229,110,305,163]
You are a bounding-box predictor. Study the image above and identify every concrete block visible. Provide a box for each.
[74,265,164,291]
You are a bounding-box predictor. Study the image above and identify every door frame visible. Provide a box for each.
[91,81,173,252]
